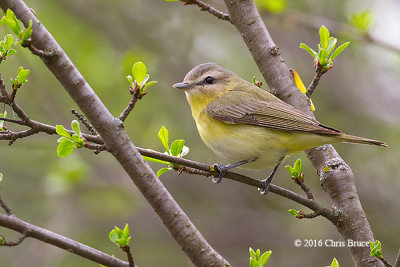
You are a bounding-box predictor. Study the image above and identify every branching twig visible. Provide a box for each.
[305,63,323,98]
[119,86,140,122]
[72,109,98,136]
[0,231,28,246]
[377,257,393,267]
[121,245,135,267]
[22,40,58,58]
[183,0,230,21]
[0,197,13,216]
[0,214,129,266]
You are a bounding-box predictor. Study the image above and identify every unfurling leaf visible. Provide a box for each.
[132,61,147,84]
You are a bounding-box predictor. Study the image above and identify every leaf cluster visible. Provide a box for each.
[349,10,373,33]
[300,26,349,71]
[0,111,7,131]
[369,240,382,258]
[326,258,339,267]
[0,9,32,45]
[56,120,85,157]
[0,34,16,59]
[126,61,157,98]
[109,224,131,248]
[10,66,30,89]
[249,247,271,267]
[285,159,302,179]
[142,126,190,177]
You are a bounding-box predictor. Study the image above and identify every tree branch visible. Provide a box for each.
[223,1,382,266]
[0,1,230,266]
[0,214,130,267]
[184,0,230,21]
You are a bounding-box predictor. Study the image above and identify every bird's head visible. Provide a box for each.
[173,63,236,104]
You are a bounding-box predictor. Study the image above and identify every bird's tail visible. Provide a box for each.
[338,133,387,147]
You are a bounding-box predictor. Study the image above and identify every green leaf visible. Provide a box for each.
[122,224,130,239]
[170,139,185,157]
[319,25,329,49]
[249,258,259,267]
[142,80,157,92]
[57,139,75,157]
[285,165,293,176]
[116,238,128,247]
[327,37,337,55]
[259,250,272,265]
[3,9,21,35]
[20,20,32,40]
[256,0,286,14]
[4,34,13,50]
[329,257,339,267]
[293,159,302,176]
[288,209,300,217]
[56,125,72,139]
[126,75,134,86]
[318,48,328,63]
[157,167,172,177]
[142,155,170,165]
[249,247,256,259]
[7,48,16,56]
[369,240,382,258]
[330,42,350,60]
[71,120,82,137]
[0,235,3,245]
[256,249,260,259]
[132,61,147,84]
[0,111,7,130]
[350,10,373,33]
[158,126,169,152]
[16,66,30,84]
[0,173,3,184]
[299,43,317,59]
[109,228,120,243]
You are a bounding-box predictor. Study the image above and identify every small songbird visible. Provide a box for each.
[173,63,386,193]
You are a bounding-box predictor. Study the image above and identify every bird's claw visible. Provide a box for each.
[258,178,271,195]
[212,164,226,184]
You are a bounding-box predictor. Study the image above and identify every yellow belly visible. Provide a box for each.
[194,111,337,170]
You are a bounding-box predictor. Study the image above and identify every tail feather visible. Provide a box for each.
[338,133,387,147]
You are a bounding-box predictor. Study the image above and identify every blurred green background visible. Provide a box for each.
[0,0,399,266]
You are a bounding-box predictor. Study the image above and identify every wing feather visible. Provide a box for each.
[206,88,341,135]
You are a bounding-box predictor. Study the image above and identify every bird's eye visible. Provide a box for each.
[205,76,214,84]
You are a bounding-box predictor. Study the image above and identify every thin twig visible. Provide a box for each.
[394,249,400,267]
[378,257,393,267]
[72,109,98,136]
[305,63,323,98]
[184,0,230,21]
[9,89,17,103]
[0,117,25,125]
[0,197,13,216]
[0,231,28,246]
[119,86,139,122]
[175,166,212,177]
[22,40,58,58]
[121,245,135,267]
[0,214,129,266]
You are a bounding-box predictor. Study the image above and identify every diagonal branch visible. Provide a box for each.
[222,1,382,266]
[0,1,230,266]
[183,0,230,21]
[0,214,130,267]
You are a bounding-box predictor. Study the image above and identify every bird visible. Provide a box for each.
[173,63,386,193]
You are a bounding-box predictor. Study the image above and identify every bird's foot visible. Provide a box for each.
[211,164,229,184]
[258,177,272,195]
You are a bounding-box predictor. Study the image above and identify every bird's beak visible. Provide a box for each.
[172,82,193,89]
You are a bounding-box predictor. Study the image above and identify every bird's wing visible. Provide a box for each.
[206,89,341,135]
